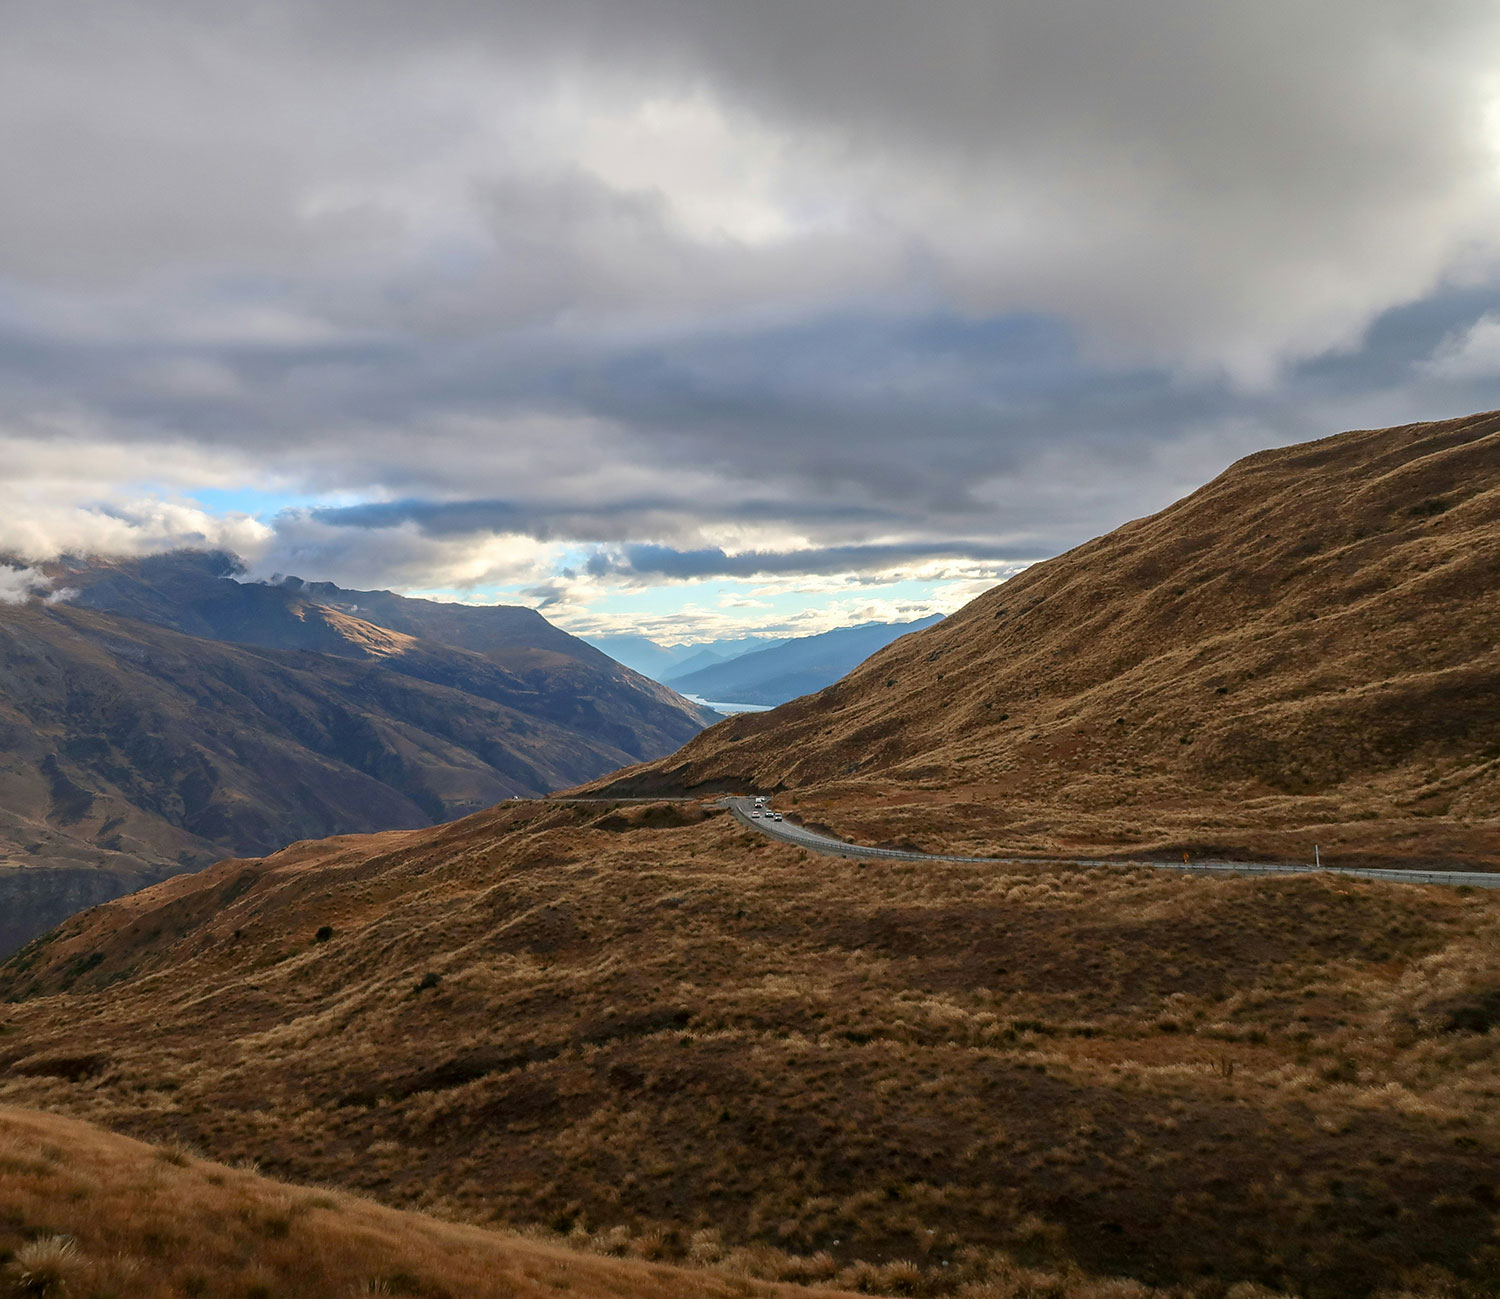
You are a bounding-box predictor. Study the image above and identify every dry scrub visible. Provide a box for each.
[585,410,1500,869]
[0,1103,870,1299]
[3,801,1500,1296]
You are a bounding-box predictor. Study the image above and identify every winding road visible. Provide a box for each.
[723,797,1500,890]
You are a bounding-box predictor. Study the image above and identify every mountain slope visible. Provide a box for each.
[664,615,944,705]
[0,558,714,952]
[0,1105,851,1299]
[4,797,1500,1297]
[64,548,586,656]
[591,410,1500,866]
[60,551,714,753]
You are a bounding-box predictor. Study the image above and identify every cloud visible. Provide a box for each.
[544,589,961,645]
[245,511,562,593]
[0,492,273,569]
[581,541,1046,581]
[1423,314,1500,381]
[3,3,1498,368]
[0,1,1498,615]
[308,492,895,541]
[0,565,52,604]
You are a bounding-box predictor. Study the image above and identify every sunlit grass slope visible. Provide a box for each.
[587,410,1500,867]
[4,800,1500,1296]
[0,1103,869,1299]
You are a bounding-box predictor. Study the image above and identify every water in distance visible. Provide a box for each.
[683,694,774,715]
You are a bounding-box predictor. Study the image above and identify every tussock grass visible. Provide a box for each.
[3,802,1499,1296]
[585,410,1500,870]
[0,1106,854,1299]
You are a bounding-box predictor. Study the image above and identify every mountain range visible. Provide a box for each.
[582,633,788,682]
[662,615,945,705]
[5,412,1500,1297]
[0,551,713,953]
[588,620,948,706]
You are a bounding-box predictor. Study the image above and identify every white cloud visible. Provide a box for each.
[0,425,274,562]
[1423,314,1500,380]
[0,0,1499,624]
[0,497,271,567]
[0,566,51,605]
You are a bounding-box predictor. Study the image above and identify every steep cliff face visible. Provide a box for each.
[586,410,1500,865]
[0,559,715,953]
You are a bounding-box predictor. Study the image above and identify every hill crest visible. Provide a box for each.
[585,409,1500,867]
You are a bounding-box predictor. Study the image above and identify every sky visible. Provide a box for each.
[4,1,1500,642]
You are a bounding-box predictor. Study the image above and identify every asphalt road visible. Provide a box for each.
[724,797,1500,890]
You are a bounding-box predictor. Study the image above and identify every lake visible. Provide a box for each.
[683,694,775,715]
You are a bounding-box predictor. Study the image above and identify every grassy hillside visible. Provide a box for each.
[0,1103,859,1299]
[588,410,1500,867]
[0,554,714,953]
[4,799,1500,1296]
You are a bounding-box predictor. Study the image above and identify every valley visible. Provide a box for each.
[9,9,1500,1294]
[658,617,945,707]
[3,798,1499,1297]
[0,553,714,954]
[4,412,1500,1298]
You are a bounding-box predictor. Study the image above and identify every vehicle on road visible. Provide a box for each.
[773,813,783,821]
[751,810,761,818]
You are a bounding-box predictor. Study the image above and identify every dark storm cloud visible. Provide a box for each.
[9,2,1497,359]
[1,0,1500,592]
[312,495,897,539]
[583,541,1051,581]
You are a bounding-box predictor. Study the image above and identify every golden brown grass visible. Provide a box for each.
[4,801,1500,1296]
[583,410,1500,869]
[0,1103,878,1299]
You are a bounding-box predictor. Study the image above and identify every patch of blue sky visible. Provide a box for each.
[188,485,356,518]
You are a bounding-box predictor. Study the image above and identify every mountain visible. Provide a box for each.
[5,796,1499,1297]
[10,414,1500,1297]
[583,633,788,683]
[0,552,714,953]
[664,615,945,705]
[65,550,628,665]
[591,410,1500,867]
[579,634,695,679]
[661,646,721,677]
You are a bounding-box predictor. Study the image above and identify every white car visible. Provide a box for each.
[772,813,784,821]
[750,810,761,818]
